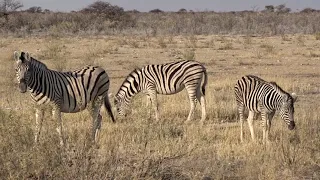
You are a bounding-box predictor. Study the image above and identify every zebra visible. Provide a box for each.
[234,75,297,144]
[114,60,207,123]
[14,51,115,146]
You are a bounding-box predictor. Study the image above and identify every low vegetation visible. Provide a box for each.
[0,1,319,179]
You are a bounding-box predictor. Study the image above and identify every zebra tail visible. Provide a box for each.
[202,67,208,96]
[104,96,115,123]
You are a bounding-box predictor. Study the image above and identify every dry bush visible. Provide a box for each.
[183,48,195,60]
[260,44,275,54]
[296,35,305,46]
[2,11,320,37]
[157,36,167,48]
[314,32,320,40]
[218,41,233,50]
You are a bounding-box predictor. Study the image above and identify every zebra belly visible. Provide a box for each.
[157,86,184,95]
[61,99,87,113]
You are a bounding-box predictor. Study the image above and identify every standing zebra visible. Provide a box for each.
[14,51,115,146]
[234,75,297,144]
[114,60,207,123]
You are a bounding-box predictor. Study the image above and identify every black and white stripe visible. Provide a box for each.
[234,75,296,143]
[14,51,115,146]
[114,60,207,122]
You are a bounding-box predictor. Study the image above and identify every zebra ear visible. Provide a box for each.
[24,52,31,61]
[13,51,20,62]
[291,93,298,102]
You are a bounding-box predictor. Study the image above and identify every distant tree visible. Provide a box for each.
[264,5,274,12]
[43,9,51,13]
[177,8,187,13]
[26,6,42,13]
[0,0,23,12]
[149,8,163,13]
[81,1,125,20]
[275,4,291,13]
[126,9,140,13]
[300,8,316,13]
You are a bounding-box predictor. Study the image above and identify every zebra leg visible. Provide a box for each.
[266,111,275,144]
[52,108,64,146]
[196,88,206,123]
[247,111,255,142]
[149,92,159,121]
[261,111,268,145]
[146,94,152,119]
[95,114,102,144]
[34,108,44,144]
[238,104,245,142]
[89,97,103,143]
[186,87,197,123]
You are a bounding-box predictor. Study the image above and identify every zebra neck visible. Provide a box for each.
[272,94,283,111]
[122,87,140,102]
[27,66,49,95]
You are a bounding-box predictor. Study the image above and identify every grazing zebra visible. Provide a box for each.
[234,75,297,144]
[114,60,207,123]
[14,51,115,146]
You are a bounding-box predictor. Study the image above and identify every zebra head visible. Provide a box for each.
[14,51,31,93]
[114,94,127,117]
[279,93,297,130]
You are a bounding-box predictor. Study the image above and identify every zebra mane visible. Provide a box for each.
[29,56,48,70]
[247,75,267,83]
[116,68,141,95]
[269,81,291,97]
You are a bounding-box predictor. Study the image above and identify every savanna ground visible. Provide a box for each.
[0,34,320,179]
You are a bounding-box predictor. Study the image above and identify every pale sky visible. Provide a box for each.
[20,0,320,12]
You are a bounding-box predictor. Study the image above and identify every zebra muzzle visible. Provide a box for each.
[288,121,295,130]
[19,80,27,93]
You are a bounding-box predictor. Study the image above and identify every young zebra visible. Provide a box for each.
[114,60,207,123]
[14,51,115,146]
[234,75,297,144]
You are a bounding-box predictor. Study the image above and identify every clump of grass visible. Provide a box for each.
[167,36,176,44]
[116,37,129,46]
[40,42,64,60]
[127,38,140,48]
[260,44,274,54]
[116,37,140,48]
[296,35,305,46]
[203,37,215,48]
[54,57,67,71]
[281,34,290,41]
[309,51,320,57]
[255,50,263,59]
[0,40,8,48]
[243,36,252,45]
[314,32,320,40]
[157,37,167,48]
[183,48,196,60]
[38,41,67,71]
[218,42,233,50]
[185,35,198,48]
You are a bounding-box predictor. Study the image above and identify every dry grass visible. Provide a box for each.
[0,35,319,179]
